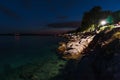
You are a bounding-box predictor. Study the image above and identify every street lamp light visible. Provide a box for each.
[100,20,107,26]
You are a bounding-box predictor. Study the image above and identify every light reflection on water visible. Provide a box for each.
[0,36,60,72]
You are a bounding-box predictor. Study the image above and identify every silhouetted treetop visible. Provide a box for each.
[77,6,112,32]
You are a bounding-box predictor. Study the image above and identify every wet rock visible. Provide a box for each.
[58,33,95,60]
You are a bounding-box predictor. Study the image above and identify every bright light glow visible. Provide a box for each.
[100,20,107,25]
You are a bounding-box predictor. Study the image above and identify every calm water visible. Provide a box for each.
[0,36,60,72]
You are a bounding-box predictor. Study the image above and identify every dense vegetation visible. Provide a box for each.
[76,6,120,32]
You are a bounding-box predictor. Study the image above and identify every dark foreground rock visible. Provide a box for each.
[53,28,120,80]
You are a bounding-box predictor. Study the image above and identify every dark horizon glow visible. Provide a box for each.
[0,0,120,33]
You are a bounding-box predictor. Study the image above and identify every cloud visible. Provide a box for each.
[21,0,32,9]
[0,4,21,20]
[56,16,69,20]
[45,0,80,17]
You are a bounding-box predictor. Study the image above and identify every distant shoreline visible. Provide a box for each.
[0,34,57,36]
[0,33,67,36]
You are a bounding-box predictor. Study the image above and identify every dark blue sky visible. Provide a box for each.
[0,0,120,33]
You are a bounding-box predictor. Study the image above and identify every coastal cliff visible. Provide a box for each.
[57,27,120,60]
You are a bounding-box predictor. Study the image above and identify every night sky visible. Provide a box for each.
[0,0,120,33]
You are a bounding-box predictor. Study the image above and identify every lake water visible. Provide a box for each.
[0,35,118,80]
[0,36,61,73]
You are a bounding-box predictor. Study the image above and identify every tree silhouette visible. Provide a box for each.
[77,6,112,32]
[112,10,120,24]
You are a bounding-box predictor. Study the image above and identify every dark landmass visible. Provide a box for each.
[0,28,75,36]
[0,33,56,36]
[0,31,68,36]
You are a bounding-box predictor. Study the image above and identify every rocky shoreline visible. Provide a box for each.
[58,32,95,60]
[56,27,120,80]
[58,27,120,60]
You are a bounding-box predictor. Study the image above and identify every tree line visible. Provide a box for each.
[77,6,120,32]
